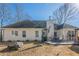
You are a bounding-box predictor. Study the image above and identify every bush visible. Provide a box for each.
[25,40,30,42]
[8,45,19,51]
[17,40,21,42]
[7,40,12,42]
[33,40,38,42]
[42,36,47,42]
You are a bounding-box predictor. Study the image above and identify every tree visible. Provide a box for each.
[15,4,22,22]
[15,4,32,22]
[0,4,11,41]
[53,3,79,25]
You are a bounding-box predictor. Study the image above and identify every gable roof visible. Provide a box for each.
[3,20,46,28]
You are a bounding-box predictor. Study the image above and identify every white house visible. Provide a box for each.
[2,19,79,42]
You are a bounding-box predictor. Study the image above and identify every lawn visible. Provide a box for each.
[0,42,79,56]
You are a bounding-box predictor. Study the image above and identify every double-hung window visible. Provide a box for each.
[12,31,18,36]
[15,31,18,36]
[35,31,39,37]
[12,31,14,35]
[22,31,26,38]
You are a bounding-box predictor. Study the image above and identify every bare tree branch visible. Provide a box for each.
[53,3,79,25]
[15,4,33,22]
[0,3,12,41]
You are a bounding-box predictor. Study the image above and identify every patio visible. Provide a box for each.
[46,40,78,44]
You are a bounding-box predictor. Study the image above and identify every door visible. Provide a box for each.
[42,30,47,42]
[53,32,59,41]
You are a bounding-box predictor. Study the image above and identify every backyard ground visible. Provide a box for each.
[0,42,79,56]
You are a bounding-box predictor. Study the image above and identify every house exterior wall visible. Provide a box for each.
[55,30,63,40]
[76,30,79,41]
[47,20,54,40]
[77,30,79,37]
[57,28,76,41]
[3,28,43,41]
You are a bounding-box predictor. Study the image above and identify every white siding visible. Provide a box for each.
[3,28,43,41]
[57,28,75,40]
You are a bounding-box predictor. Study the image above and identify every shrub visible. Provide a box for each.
[25,40,30,42]
[33,40,38,42]
[17,40,21,42]
[8,45,19,51]
[42,36,47,42]
[7,40,12,42]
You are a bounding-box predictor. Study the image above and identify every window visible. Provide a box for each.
[72,31,75,37]
[68,31,71,36]
[11,31,18,36]
[54,32,57,37]
[22,31,26,37]
[12,31,14,35]
[35,31,39,37]
[15,31,18,36]
[68,31,75,37]
[67,31,72,40]
[67,31,75,40]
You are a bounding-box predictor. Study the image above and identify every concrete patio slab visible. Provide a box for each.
[46,41,78,44]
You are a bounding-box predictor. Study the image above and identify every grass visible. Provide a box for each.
[0,41,79,56]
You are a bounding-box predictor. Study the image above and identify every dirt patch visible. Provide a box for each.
[69,45,79,54]
[0,42,79,56]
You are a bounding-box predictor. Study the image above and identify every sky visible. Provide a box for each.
[24,3,63,20]
[1,3,79,27]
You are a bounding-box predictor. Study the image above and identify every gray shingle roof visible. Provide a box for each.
[3,20,46,28]
[3,20,78,29]
[57,24,78,29]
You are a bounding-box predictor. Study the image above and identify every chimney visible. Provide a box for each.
[49,16,52,20]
